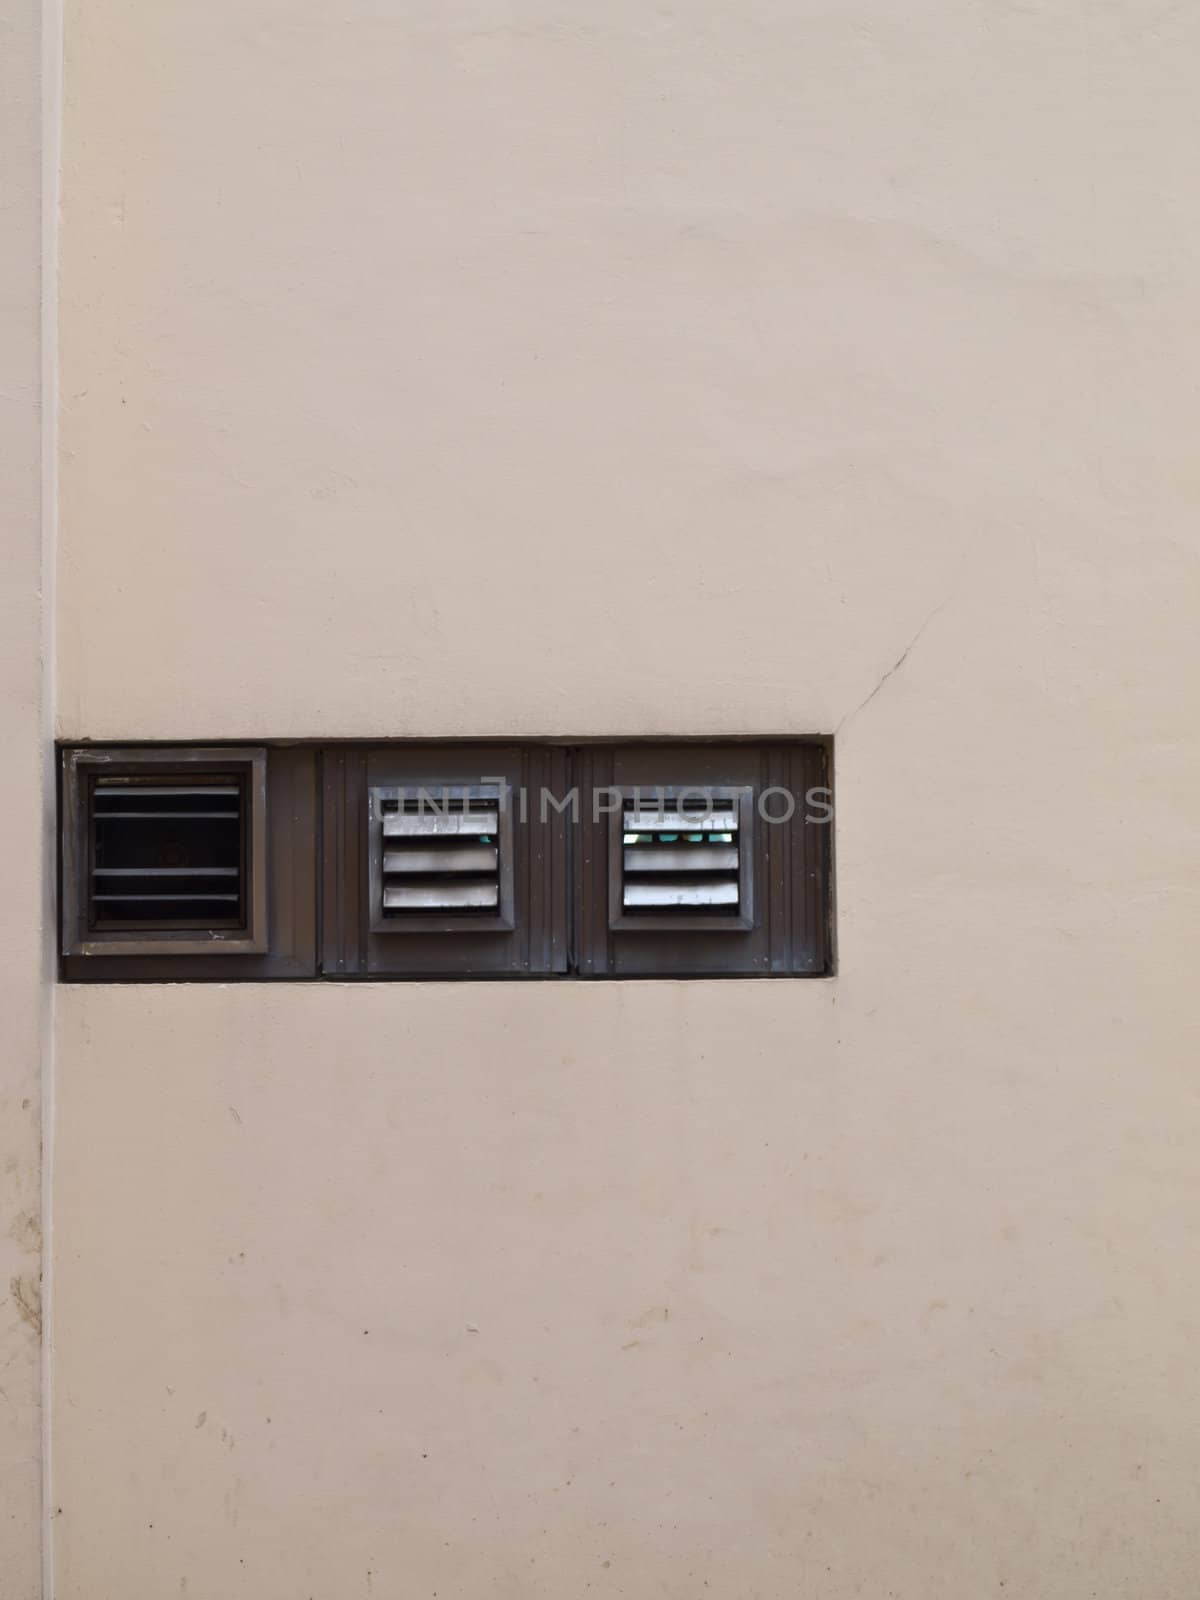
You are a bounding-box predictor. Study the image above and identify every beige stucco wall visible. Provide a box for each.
[1,1,47,1595]
[54,2,1200,1597]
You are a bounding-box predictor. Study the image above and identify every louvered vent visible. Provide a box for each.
[370,784,514,931]
[611,785,753,931]
[90,775,246,930]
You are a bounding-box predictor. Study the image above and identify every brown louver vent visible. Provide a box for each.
[90,777,246,929]
[368,783,515,932]
[609,785,754,932]
[61,746,268,957]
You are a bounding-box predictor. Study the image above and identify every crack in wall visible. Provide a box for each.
[836,597,951,732]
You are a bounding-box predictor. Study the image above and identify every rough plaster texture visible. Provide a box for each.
[53,0,1200,1596]
[0,1,45,1594]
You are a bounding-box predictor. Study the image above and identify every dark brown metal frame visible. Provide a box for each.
[60,739,834,982]
[60,745,318,982]
[575,741,832,978]
[348,744,569,978]
[61,745,268,957]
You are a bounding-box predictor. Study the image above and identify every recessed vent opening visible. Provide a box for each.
[621,798,741,917]
[380,793,502,914]
[90,777,246,930]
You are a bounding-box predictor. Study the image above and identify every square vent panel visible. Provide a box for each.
[61,747,268,957]
[91,777,245,928]
[342,746,569,977]
[575,742,831,977]
[368,783,514,933]
[611,786,754,931]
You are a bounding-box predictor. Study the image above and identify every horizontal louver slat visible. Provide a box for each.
[93,810,239,818]
[94,786,239,798]
[383,811,498,838]
[384,881,500,911]
[623,879,739,909]
[92,893,241,903]
[623,809,738,833]
[92,866,239,877]
[624,845,738,873]
[383,845,498,875]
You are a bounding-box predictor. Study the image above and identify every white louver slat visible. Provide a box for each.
[623,879,739,908]
[383,882,499,910]
[623,844,739,873]
[383,811,498,838]
[383,846,498,874]
[622,808,738,833]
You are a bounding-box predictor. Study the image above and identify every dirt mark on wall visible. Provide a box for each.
[7,1210,41,1255]
[9,1273,41,1336]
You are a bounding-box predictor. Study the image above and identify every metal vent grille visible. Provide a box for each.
[609,784,754,933]
[62,746,268,958]
[621,796,740,915]
[369,783,515,932]
[90,776,246,930]
[381,793,500,913]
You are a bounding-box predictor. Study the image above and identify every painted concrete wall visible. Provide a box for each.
[55,3,1200,1597]
[0,1,46,1595]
